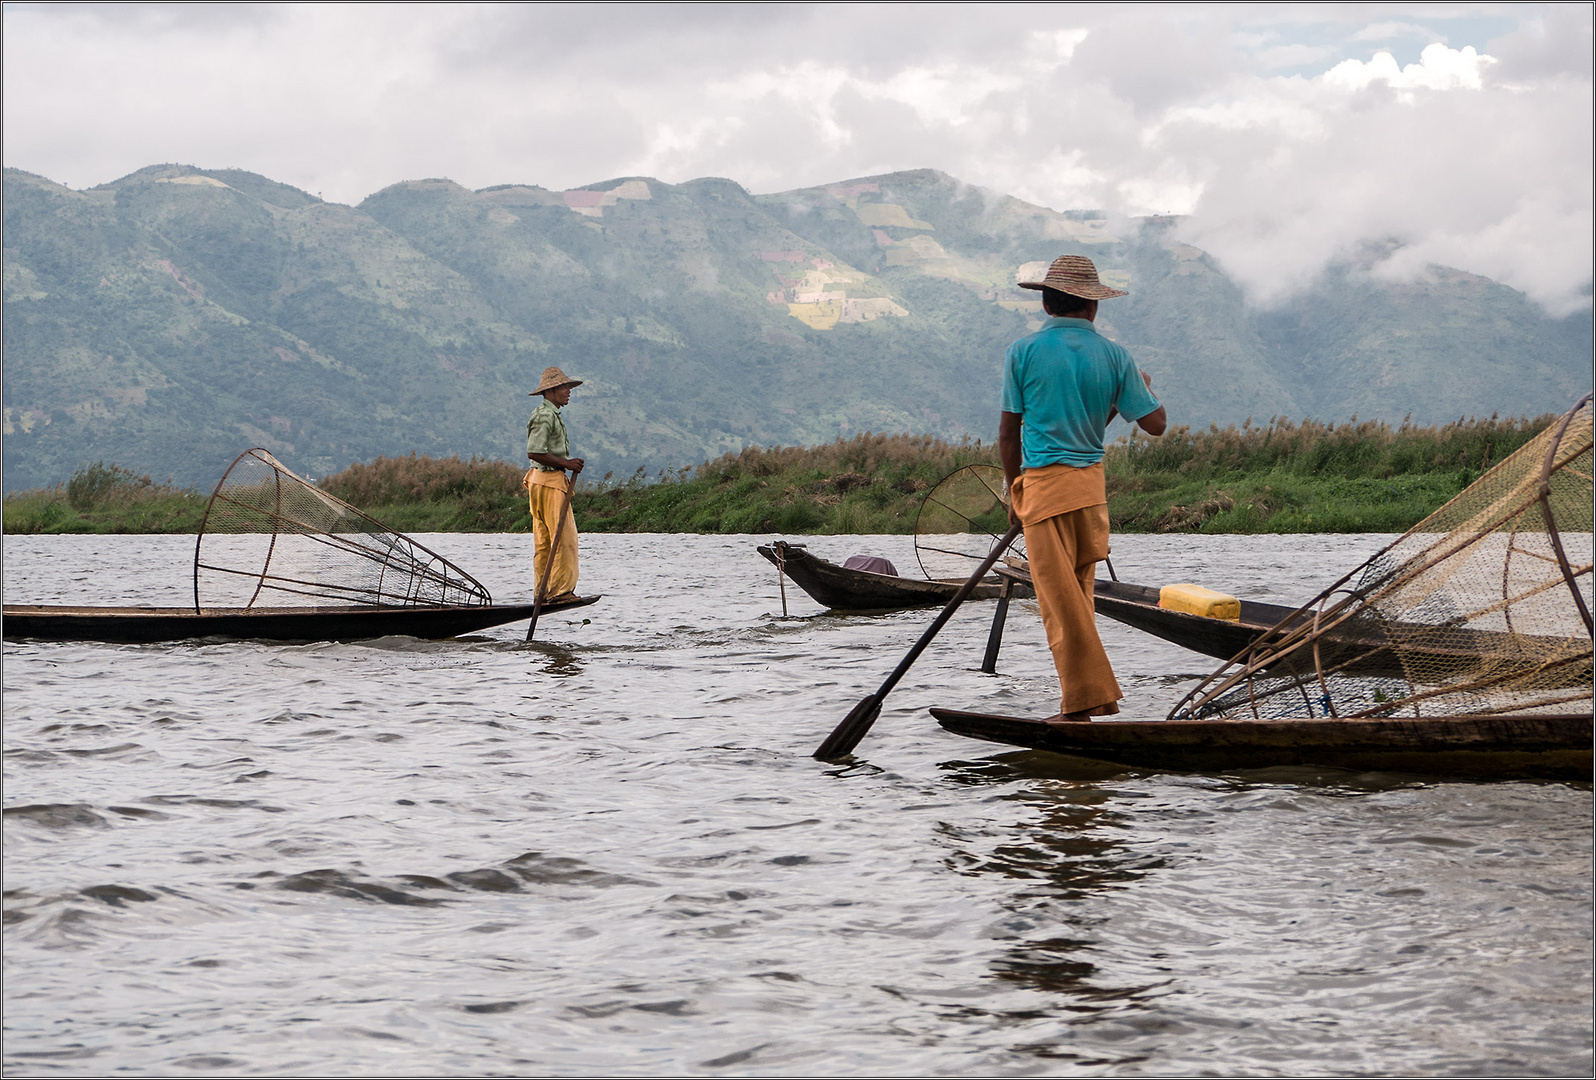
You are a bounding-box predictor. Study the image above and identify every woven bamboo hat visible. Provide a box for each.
[531,366,583,395]
[1019,254,1127,300]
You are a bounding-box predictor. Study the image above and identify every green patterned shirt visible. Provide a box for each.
[526,400,569,469]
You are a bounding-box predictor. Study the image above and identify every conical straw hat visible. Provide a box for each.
[1019,254,1127,299]
[531,366,583,395]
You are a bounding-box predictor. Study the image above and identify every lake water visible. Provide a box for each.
[4,532,1591,1076]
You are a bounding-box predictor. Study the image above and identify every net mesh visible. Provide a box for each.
[1170,397,1593,722]
[915,465,1026,582]
[193,448,492,612]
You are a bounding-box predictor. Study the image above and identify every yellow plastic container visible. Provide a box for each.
[1158,583,1241,621]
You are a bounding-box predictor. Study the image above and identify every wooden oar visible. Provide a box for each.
[526,472,575,642]
[814,522,1023,761]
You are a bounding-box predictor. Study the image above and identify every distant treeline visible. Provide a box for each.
[0,414,1557,536]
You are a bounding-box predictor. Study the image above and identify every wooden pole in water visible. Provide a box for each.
[980,575,1014,674]
[774,542,789,617]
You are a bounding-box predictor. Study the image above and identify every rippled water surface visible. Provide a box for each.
[4,533,1591,1076]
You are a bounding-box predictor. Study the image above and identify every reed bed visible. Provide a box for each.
[1,415,1557,535]
[2,463,206,534]
[317,453,530,532]
[1104,413,1553,533]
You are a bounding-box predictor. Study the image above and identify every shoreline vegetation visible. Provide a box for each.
[2,416,1556,537]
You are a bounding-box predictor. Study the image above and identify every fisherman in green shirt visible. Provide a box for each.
[524,366,584,599]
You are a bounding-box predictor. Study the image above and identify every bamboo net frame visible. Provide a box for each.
[1169,396,1593,722]
[915,465,1027,582]
[193,448,491,613]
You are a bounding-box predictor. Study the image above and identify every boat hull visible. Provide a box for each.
[1090,580,1301,661]
[757,544,1028,611]
[2,596,601,644]
[930,707,1593,781]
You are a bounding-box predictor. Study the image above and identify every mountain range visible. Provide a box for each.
[3,163,1590,491]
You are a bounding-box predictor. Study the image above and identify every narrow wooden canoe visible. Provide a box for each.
[754,542,1301,659]
[1084,578,1590,684]
[930,707,1593,781]
[1087,579,1302,662]
[757,543,1031,611]
[1,595,601,644]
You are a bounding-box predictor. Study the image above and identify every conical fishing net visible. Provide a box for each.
[1170,397,1593,722]
[915,464,1026,582]
[193,448,492,612]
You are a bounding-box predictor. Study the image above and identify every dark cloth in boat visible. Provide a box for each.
[843,555,898,576]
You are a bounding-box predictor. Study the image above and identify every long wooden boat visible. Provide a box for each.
[1,595,601,644]
[757,543,1030,610]
[1005,574,1571,679]
[1086,579,1303,662]
[756,542,1307,658]
[930,708,1593,781]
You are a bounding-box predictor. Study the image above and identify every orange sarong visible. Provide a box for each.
[1010,463,1121,716]
[524,469,579,599]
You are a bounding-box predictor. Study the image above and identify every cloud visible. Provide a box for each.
[1351,20,1445,44]
[1487,4,1594,81]
[1066,16,1238,114]
[1161,40,1591,315]
[2,3,1589,314]
[1254,43,1340,70]
[1322,43,1495,93]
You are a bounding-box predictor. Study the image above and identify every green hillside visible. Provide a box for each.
[3,163,1589,491]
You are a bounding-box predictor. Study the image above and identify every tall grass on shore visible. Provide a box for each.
[1,414,1559,535]
[1104,413,1553,533]
[581,433,999,534]
[2,463,206,534]
[317,453,529,532]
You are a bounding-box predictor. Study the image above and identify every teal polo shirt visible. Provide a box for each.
[1002,316,1160,469]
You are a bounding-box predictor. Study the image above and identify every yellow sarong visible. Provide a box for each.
[524,469,578,599]
[1010,462,1121,716]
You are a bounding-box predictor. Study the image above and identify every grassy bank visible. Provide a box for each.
[1102,413,1550,533]
[2,416,1556,536]
[2,463,209,534]
[573,415,1552,534]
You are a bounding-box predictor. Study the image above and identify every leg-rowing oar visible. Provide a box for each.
[814,522,1023,761]
[526,472,575,642]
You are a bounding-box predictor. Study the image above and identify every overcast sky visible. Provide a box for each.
[4,2,1591,314]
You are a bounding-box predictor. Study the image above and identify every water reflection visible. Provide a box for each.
[937,772,1174,1014]
[526,639,584,679]
[942,749,1138,786]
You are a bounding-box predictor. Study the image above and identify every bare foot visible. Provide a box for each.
[1040,710,1094,725]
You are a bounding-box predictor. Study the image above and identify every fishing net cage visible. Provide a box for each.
[914,464,1026,581]
[193,448,492,612]
[1170,396,1593,723]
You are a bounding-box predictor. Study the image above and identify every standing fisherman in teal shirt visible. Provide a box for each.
[1000,255,1166,721]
